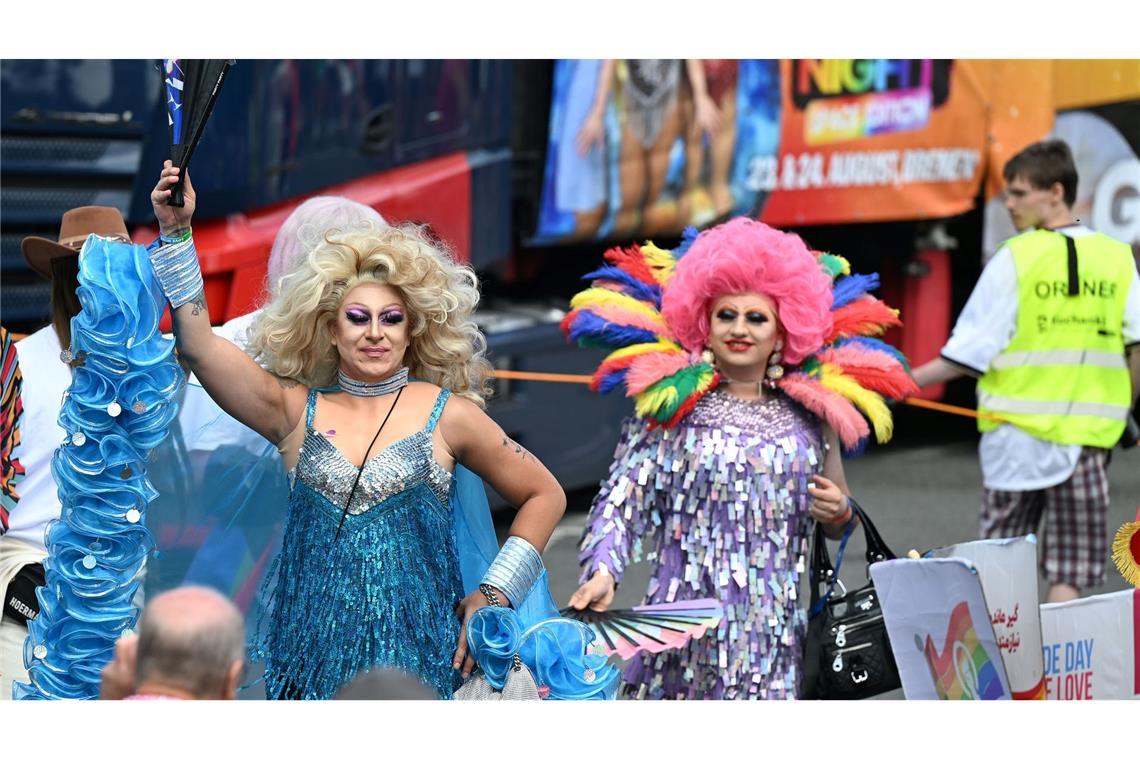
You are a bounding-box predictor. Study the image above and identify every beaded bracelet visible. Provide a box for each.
[481,536,544,609]
[147,235,204,310]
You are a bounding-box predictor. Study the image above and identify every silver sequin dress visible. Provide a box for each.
[578,388,824,699]
[252,387,462,699]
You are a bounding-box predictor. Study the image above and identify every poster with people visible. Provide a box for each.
[534,59,990,244]
[1039,588,1140,700]
[871,557,1011,700]
[929,535,1046,699]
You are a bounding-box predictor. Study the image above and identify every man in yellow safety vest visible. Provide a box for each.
[912,139,1140,602]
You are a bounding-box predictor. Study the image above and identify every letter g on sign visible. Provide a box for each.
[1092,158,1140,246]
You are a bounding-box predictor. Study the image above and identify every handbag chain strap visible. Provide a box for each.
[478,583,523,671]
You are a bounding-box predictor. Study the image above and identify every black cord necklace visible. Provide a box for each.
[333,385,404,541]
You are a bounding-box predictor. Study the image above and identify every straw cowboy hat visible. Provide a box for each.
[21,206,131,279]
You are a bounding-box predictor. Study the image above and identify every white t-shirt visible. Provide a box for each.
[5,327,70,552]
[214,309,260,349]
[941,225,1140,491]
[178,309,270,455]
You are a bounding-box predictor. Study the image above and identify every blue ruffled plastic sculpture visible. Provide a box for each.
[451,466,618,700]
[15,237,184,700]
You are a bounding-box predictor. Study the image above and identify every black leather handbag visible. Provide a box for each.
[800,499,901,699]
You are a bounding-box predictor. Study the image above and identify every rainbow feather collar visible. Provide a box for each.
[561,228,918,453]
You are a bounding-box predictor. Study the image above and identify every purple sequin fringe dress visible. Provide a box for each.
[579,389,824,699]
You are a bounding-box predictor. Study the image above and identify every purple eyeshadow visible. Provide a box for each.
[345,308,370,324]
[379,309,405,325]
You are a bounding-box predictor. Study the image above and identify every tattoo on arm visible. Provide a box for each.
[501,435,531,462]
[276,376,299,390]
[189,293,206,317]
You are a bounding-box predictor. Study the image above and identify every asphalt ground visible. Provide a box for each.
[501,402,1140,699]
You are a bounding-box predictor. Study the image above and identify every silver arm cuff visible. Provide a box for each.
[147,236,204,310]
[481,536,544,608]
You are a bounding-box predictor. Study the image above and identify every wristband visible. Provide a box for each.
[832,496,853,525]
[159,226,192,244]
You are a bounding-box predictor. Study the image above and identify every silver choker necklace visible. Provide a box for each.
[337,367,409,397]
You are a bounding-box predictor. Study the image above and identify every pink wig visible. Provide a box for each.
[661,218,833,365]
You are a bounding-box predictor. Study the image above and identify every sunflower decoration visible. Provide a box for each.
[1111,507,1140,588]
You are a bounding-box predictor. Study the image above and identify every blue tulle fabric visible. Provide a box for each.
[452,465,618,700]
[141,381,287,642]
[464,606,520,689]
[15,237,184,700]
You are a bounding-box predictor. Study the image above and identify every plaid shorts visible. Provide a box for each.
[980,447,1110,589]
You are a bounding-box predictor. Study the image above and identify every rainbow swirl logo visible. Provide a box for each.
[923,601,1006,700]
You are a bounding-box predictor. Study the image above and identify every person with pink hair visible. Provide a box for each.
[565,217,914,698]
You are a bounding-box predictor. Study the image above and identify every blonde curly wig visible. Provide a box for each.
[246,221,492,407]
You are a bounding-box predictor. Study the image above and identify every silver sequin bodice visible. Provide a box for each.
[255,387,465,700]
[293,427,452,516]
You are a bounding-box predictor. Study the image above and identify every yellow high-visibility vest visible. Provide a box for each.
[976,228,1134,447]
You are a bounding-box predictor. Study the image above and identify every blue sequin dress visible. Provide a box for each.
[253,387,464,699]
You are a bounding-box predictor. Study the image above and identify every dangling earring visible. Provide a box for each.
[765,339,785,388]
[701,347,715,366]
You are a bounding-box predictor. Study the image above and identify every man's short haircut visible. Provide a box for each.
[134,586,245,698]
[1002,139,1078,207]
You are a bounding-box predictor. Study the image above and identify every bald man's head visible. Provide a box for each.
[135,586,245,699]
